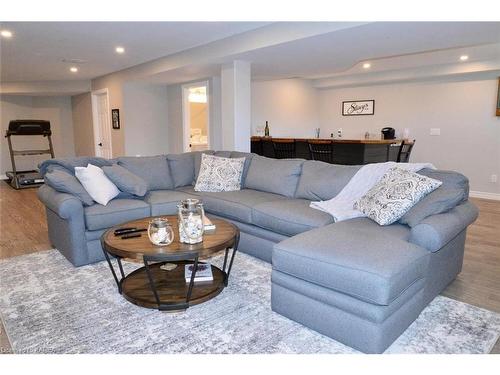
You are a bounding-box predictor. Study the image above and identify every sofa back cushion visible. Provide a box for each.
[295,160,360,201]
[244,155,304,197]
[117,156,173,190]
[167,152,195,188]
[399,169,470,227]
[230,151,255,186]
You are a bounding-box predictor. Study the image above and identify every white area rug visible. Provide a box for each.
[1,250,499,354]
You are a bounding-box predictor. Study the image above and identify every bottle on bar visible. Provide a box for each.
[264,121,270,137]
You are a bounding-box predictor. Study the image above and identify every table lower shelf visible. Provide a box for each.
[121,260,226,310]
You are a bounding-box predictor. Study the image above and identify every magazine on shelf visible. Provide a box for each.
[185,263,213,282]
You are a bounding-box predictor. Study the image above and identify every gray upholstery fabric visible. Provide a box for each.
[295,161,360,201]
[272,270,425,324]
[271,280,426,353]
[252,199,334,236]
[102,165,148,197]
[145,190,198,216]
[400,169,470,227]
[213,150,232,158]
[39,156,113,176]
[193,150,215,181]
[166,152,195,188]
[118,156,173,190]
[84,199,150,231]
[38,184,85,219]
[409,201,478,252]
[273,218,427,305]
[44,169,94,206]
[230,151,255,186]
[245,155,304,197]
[181,186,286,223]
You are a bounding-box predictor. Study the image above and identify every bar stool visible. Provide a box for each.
[271,138,296,159]
[397,140,416,163]
[308,140,333,163]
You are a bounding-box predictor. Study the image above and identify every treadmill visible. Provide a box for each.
[5,119,55,189]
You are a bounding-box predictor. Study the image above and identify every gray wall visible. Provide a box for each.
[122,82,169,156]
[71,92,95,157]
[0,95,75,175]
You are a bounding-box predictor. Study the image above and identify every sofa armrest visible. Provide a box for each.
[37,184,84,219]
[408,201,478,252]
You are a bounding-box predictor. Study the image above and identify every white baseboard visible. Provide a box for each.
[470,190,500,201]
[0,174,7,180]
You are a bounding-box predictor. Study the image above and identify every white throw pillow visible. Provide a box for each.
[194,154,245,192]
[74,164,120,205]
[354,167,442,226]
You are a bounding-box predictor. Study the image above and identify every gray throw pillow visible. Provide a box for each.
[194,154,245,192]
[102,165,148,197]
[399,169,470,227]
[117,156,173,190]
[44,169,94,206]
[354,167,442,226]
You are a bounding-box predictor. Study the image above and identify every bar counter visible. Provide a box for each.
[250,136,412,165]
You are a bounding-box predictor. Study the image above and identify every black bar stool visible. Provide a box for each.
[308,140,333,163]
[397,140,416,163]
[272,138,296,159]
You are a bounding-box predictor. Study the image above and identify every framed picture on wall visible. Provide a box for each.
[342,100,375,116]
[111,109,120,129]
[496,78,500,116]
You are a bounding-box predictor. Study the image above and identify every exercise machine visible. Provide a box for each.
[4,119,55,189]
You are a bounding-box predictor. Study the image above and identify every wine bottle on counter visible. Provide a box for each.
[264,121,270,137]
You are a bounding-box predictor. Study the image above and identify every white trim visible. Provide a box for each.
[91,88,113,158]
[181,80,210,153]
[0,174,7,180]
[469,190,500,201]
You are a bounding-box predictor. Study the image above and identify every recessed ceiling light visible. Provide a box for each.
[460,55,469,61]
[70,67,78,73]
[1,30,13,38]
[363,63,371,69]
[115,46,125,54]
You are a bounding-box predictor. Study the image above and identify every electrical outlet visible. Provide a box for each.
[430,128,441,136]
[491,174,498,183]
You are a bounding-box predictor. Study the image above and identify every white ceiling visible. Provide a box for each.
[0,22,268,81]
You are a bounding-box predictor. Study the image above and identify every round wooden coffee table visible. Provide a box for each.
[101,215,239,311]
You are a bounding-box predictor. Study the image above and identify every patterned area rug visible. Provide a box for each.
[1,250,499,354]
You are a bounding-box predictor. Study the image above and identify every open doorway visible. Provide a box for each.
[182,81,210,152]
[91,88,113,158]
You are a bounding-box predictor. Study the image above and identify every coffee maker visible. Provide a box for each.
[381,127,396,139]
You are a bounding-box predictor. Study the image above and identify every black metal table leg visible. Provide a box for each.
[102,248,122,293]
[224,232,240,286]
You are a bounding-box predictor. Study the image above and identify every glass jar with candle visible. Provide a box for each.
[147,217,174,246]
[177,199,205,244]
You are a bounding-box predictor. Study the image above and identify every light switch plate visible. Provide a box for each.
[430,128,441,136]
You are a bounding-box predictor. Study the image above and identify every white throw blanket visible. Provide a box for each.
[310,162,436,222]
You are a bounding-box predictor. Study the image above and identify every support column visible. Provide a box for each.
[220,60,251,152]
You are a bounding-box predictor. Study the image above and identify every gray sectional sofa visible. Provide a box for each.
[37,150,478,353]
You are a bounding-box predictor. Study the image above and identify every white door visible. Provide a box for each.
[182,81,210,152]
[91,89,113,158]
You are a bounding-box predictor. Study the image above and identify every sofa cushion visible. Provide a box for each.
[166,152,195,188]
[273,218,427,306]
[230,151,255,185]
[194,154,245,192]
[44,169,94,206]
[295,161,360,201]
[117,156,173,190]
[194,150,216,181]
[252,199,334,236]
[74,164,120,206]
[399,169,470,227]
[84,199,150,231]
[180,186,286,223]
[102,164,148,197]
[245,155,304,197]
[145,190,198,216]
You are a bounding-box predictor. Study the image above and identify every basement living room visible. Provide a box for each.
[1,2,500,373]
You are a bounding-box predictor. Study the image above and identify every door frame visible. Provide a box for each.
[181,80,210,152]
[91,88,113,158]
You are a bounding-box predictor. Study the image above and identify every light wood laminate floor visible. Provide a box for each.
[0,183,499,353]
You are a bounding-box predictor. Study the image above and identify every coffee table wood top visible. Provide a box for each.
[102,215,238,260]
